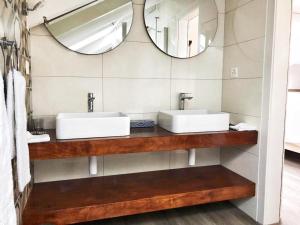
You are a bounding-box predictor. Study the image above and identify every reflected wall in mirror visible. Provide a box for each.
[144,0,218,58]
[45,0,133,55]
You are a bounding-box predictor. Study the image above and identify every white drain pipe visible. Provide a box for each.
[89,156,98,176]
[188,149,196,166]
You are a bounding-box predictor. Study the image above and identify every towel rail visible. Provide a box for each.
[1,37,33,129]
[0,39,16,48]
[0,37,19,73]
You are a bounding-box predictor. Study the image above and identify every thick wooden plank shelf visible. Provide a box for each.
[23,165,255,225]
[29,126,258,160]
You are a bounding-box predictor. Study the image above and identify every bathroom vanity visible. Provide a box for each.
[23,127,257,225]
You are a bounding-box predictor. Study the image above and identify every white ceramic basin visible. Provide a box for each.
[56,112,130,139]
[158,110,230,133]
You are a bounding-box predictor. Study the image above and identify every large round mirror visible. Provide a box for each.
[44,0,133,55]
[144,0,218,58]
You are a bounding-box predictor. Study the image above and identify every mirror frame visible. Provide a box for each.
[143,0,218,59]
[44,0,134,55]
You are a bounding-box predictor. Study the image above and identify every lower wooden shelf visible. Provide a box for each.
[23,166,255,225]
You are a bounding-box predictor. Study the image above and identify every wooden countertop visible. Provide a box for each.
[29,126,258,160]
[23,165,255,225]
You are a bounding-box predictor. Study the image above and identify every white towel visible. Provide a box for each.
[27,131,50,143]
[230,123,256,131]
[6,70,15,159]
[0,74,17,225]
[14,70,31,192]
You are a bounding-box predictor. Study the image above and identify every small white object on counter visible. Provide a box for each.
[27,132,50,144]
[230,123,256,131]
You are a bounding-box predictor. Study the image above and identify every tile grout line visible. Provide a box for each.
[224,0,256,14]
[222,77,263,80]
[224,36,266,48]
[223,110,261,118]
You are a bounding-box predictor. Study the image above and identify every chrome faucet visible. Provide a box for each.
[88,93,95,112]
[179,93,193,110]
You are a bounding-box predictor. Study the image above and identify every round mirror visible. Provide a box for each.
[144,0,218,58]
[45,0,133,55]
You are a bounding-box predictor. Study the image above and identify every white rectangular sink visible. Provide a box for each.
[158,110,230,133]
[56,112,130,140]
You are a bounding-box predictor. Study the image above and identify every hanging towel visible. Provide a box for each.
[27,131,50,143]
[6,70,15,159]
[0,73,17,225]
[14,70,31,192]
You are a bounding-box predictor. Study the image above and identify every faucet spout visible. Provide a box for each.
[179,93,193,110]
[88,92,97,175]
[88,93,95,113]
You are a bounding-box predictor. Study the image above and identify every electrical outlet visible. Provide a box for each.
[231,67,239,78]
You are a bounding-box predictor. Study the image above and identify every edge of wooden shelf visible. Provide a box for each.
[29,127,258,160]
[23,165,255,225]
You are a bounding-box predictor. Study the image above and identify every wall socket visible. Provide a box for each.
[231,67,239,78]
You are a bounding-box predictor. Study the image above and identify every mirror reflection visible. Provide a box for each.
[45,0,133,55]
[144,0,218,58]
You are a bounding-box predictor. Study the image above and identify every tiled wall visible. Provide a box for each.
[221,0,266,220]
[0,0,31,224]
[31,0,225,182]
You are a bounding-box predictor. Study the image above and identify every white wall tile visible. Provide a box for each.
[229,113,260,128]
[196,148,221,166]
[170,148,220,169]
[221,148,258,219]
[225,0,253,12]
[32,115,56,129]
[171,47,223,79]
[221,148,259,182]
[215,0,226,13]
[210,14,225,47]
[222,78,262,117]
[232,197,258,220]
[224,0,267,46]
[171,79,222,111]
[229,113,260,155]
[126,4,150,43]
[103,152,170,176]
[32,77,102,116]
[103,42,171,78]
[103,78,170,113]
[223,38,265,79]
[170,150,189,169]
[34,157,103,182]
[31,35,102,77]
[132,0,145,5]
